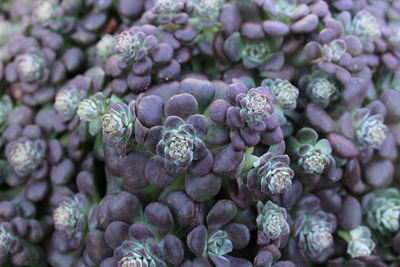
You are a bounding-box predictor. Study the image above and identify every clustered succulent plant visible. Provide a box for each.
[0,0,400,266]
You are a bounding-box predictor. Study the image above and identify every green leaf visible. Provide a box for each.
[88,119,101,136]
[296,127,318,144]
[223,32,243,62]
[338,230,351,242]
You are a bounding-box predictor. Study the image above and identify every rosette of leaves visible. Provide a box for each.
[2,31,84,106]
[31,0,110,46]
[246,144,294,197]
[298,71,340,108]
[107,25,182,94]
[336,10,381,53]
[116,241,167,267]
[0,223,43,266]
[335,107,389,163]
[347,10,381,49]
[47,178,100,267]
[289,195,337,264]
[113,27,157,64]
[187,200,251,266]
[5,138,46,179]
[304,37,354,85]
[187,0,228,55]
[261,78,299,135]
[209,78,283,151]
[1,101,89,201]
[77,92,113,135]
[339,226,376,259]
[251,0,323,36]
[142,0,188,27]
[53,74,99,127]
[156,115,208,176]
[52,194,90,248]
[101,101,136,151]
[89,191,195,266]
[54,86,83,122]
[32,0,81,31]
[353,108,388,151]
[363,188,400,235]
[262,79,298,111]
[288,128,335,184]
[190,0,224,23]
[88,34,115,67]
[256,201,290,246]
[224,32,284,70]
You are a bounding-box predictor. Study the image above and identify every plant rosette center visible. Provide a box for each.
[299,150,328,174]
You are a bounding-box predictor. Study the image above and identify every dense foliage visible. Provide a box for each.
[0,0,399,266]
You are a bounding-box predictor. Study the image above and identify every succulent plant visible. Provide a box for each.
[0,1,399,266]
[96,34,115,61]
[291,195,337,264]
[6,139,45,177]
[187,200,251,266]
[192,0,224,21]
[322,40,347,62]
[113,27,157,63]
[239,88,275,126]
[344,226,376,259]
[102,101,136,148]
[154,0,184,14]
[53,197,86,236]
[77,92,108,122]
[256,201,290,241]
[15,53,47,83]
[0,225,15,256]
[156,116,207,175]
[365,188,400,235]
[264,0,298,21]
[354,109,388,150]
[302,220,334,254]
[247,149,294,195]
[290,128,334,175]
[302,73,339,107]
[349,10,381,46]
[117,241,160,267]
[242,38,283,69]
[54,86,83,121]
[223,32,284,69]
[262,78,299,110]
[207,230,233,259]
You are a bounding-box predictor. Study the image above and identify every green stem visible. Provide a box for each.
[238,153,258,178]
[106,169,122,195]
